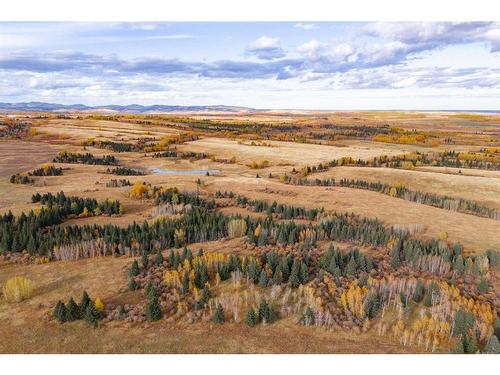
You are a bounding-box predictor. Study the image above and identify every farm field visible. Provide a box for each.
[1,111,499,354]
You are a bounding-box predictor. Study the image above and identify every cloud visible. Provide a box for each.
[245,36,285,60]
[328,65,500,90]
[294,23,318,30]
[364,22,500,54]
[297,40,329,60]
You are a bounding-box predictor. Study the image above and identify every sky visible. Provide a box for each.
[0,22,499,110]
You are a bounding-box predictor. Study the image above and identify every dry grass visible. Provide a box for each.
[0,255,421,354]
[309,166,500,209]
[181,137,407,166]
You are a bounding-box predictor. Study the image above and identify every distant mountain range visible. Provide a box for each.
[0,102,498,114]
[0,102,258,114]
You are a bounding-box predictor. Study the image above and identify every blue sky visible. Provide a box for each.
[0,22,499,109]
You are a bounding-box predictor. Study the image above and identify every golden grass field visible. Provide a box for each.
[0,112,499,353]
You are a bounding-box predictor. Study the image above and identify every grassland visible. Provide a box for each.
[0,111,499,354]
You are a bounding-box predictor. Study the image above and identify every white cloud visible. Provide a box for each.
[246,36,285,60]
[294,23,318,30]
[297,39,328,60]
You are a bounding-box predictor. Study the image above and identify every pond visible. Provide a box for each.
[151,167,221,175]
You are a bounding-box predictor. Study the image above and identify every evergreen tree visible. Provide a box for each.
[345,257,357,276]
[155,250,164,266]
[129,260,139,277]
[54,300,66,323]
[128,277,138,291]
[494,318,500,339]
[299,262,309,284]
[272,269,283,285]
[413,279,424,302]
[65,297,80,322]
[146,288,162,321]
[258,299,270,323]
[197,285,211,308]
[453,255,465,273]
[258,269,268,288]
[304,306,315,326]
[364,293,380,319]
[246,308,257,327]
[477,278,489,293]
[79,291,91,318]
[390,245,401,269]
[212,303,225,324]
[452,340,465,354]
[484,335,500,354]
[182,270,190,293]
[141,251,148,269]
[83,303,99,328]
[464,334,478,354]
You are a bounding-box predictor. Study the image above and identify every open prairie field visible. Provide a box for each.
[0,253,422,354]
[180,137,406,166]
[307,166,500,210]
[1,111,499,354]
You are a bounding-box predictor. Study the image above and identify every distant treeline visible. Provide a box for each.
[53,151,117,165]
[106,167,145,176]
[10,165,63,184]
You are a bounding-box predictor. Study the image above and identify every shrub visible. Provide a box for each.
[2,276,33,303]
[227,219,247,238]
[94,298,105,313]
[129,182,150,198]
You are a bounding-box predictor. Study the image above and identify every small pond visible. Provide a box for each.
[151,167,221,175]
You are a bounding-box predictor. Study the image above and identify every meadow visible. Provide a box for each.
[1,111,499,354]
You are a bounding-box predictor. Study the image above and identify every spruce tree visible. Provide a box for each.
[83,303,99,328]
[197,285,211,308]
[272,269,283,285]
[258,299,270,323]
[299,262,309,284]
[289,270,300,289]
[464,334,478,354]
[413,279,424,302]
[65,297,80,322]
[246,308,257,327]
[141,251,148,269]
[128,277,138,291]
[79,291,91,318]
[345,257,357,276]
[54,300,66,323]
[155,250,164,266]
[182,270,190,293]
[212,303,225,324]
[390,245,401,269]
[304,306,315,326]
[494,318,500,339]
[129,260,139,277]
[477,278,489,293]
[484,335,500,354]
[258,269,268,288]
[146,288,162,321]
